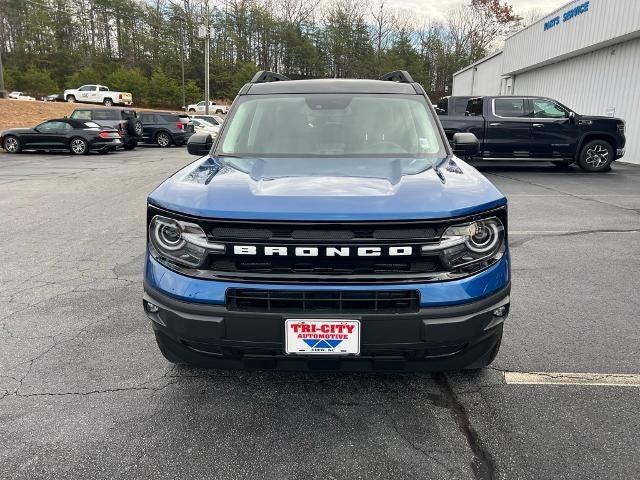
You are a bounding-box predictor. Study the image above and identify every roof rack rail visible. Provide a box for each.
[250,71,290,83]
[379,70,415,83]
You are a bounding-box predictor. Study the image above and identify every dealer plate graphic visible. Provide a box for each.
[285,319,360,355]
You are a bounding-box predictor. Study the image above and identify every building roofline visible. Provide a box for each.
[453,50,503,76]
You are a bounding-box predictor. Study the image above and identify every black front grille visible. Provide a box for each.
[200,219,447,283]
[226,289,420,314]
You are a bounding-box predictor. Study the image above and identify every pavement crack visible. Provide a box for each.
[434,373,496,480]
[509,228,640,248]
[6,380,179,399]
[491,172,640,218]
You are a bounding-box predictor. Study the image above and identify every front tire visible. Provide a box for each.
[3,135,21,153]
[155,131,172,147]
[103,98,113,107]
[123,141,137,151]
[578,140,614,172]
[69,137,89,155]
[188,108,196,113]
[66,95,76,103]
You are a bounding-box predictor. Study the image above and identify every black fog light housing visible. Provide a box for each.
[145,301,160,313]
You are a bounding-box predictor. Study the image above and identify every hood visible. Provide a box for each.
[148,156,506,221]
[579,114,624,123]
[2,128,34,135]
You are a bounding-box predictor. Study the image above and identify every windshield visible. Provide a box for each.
[217,94,446,160]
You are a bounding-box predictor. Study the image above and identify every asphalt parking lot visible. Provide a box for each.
[1,148,639,480]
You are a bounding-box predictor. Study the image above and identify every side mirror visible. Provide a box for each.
[568,111,576,124]
[187,133,213,156]
[451,132,480,157]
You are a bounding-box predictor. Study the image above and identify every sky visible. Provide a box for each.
[386,0,570,22]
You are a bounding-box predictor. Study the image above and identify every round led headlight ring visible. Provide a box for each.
[465,220,500,253]
[153,220,185,251]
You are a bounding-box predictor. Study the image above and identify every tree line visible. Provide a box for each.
[0,0,522,107]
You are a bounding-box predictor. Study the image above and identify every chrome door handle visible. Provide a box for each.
[533,123,544,127]
[489,122,502,126]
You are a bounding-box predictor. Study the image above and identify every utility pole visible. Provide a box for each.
[204,0,210,115]
[180,20,185,110]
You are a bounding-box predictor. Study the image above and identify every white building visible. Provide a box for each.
[452,0,640,164]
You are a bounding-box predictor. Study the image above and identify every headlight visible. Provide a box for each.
[422,217,505,271]
[149,215,224,268]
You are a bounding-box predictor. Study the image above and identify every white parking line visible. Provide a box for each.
[504,372,640,387]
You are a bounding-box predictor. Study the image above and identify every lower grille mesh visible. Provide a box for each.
[226,289,420,314]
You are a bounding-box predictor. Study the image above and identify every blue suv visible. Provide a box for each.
[143,71,510,371]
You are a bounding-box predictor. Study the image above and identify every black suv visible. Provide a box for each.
[138,111,193,147]
[69,108,142,150]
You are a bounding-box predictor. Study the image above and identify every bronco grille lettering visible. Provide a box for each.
[232,245,413,257]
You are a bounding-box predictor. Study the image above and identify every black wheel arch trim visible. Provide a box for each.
[576,132,618,159]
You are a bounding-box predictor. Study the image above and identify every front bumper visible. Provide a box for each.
[143,253,510,371]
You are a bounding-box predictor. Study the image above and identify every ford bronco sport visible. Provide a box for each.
[143,71,510,371]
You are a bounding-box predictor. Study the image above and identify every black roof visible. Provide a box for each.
[47,118,98,128]
[245,79,418,95]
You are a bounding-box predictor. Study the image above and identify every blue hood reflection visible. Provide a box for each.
[148,155,506,221]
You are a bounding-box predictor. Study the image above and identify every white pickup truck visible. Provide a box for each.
[186,100,228,114]
[63,85,133,106]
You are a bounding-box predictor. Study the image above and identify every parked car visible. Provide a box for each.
[138,111,193,147]
[190,114,224,127]
[177,114,195,134]
[186,100,228,114]
[63,84,133,106]
[144,70,509,371]
[1,118,121,154]
[190,117,220,136]
[8,91,36,101]
[42,94,65,102]
[437,95,626,172]
[69,107,142,150]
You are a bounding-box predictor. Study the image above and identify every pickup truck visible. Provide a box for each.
[63,85,133,107]
[8,91,36,101]
[186,101,228,114]
[437,96,626,172]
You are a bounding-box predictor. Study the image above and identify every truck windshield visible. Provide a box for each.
[218,94,446,160]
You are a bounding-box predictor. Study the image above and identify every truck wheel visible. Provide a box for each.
[123,141,137,151]
[155,131,172,147]
[188,108,196,113]
[215,109,223,114]
[578,140,614,172]
[69,137,89,155]
[3,135,21,153]
[127,118,143,137]
[103,98,113,107]
[66,95,76,103]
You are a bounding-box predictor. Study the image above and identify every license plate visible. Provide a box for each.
[285,319,360,355]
